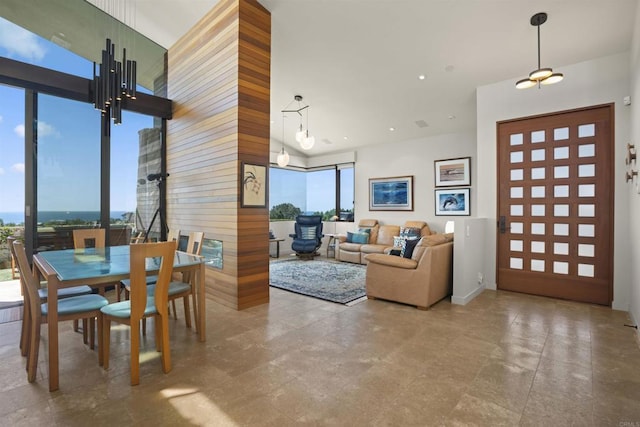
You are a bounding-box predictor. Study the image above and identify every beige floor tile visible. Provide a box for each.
[445,393,521,427]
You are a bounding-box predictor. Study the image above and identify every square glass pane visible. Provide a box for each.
[511,205,524,216]
[554,166,569,179]
[553,261,569,274]
[554,185,569,198]
[579,184,595,197]
[531,241,545,253]
[531,205,545,216]
[554,223,569,236]
[510,240,523,252]
[511,169,524,181]
[578,224,595,237]
[554,127,569,140]
[578,144,595,157]
[511,187,524,198]
[578,164,595,177]
[510,258,523,269]
[554,242,569,255]
[531,167,546,180]
[579,204,595,217]
[531,223,545,235]
[578,244,595,257]
[531,186,545,198]
[510,151,524,163]
[554,204,569,217]
[531,149,546,161]
[531,259,545,272]
[554,146,569,159]
[578,123,595,138]
[531,130,545,143]
[511,222,523,234]
[578,264,595,277]
[510,133,524,146]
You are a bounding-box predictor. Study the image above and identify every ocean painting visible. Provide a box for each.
[369,176,413,211]
[435,189,470,216]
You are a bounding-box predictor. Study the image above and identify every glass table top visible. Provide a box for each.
[37,245,203,281]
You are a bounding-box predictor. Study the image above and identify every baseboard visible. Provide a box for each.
[451,284,484,306]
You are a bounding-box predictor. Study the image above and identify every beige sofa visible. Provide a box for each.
[336,220,432,265]
[364,233,453,310]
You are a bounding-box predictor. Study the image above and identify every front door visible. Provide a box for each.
[496,104,614,305]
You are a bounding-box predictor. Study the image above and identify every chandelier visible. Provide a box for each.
[282,95,315,150]
[92,38,137,125]
[515,12,564,89]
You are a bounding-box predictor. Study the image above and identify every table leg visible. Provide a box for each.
[276,240,280,258]
[197,263,206,342]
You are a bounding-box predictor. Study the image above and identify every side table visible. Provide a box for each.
[269,238,285,258]
[325,233,337,258]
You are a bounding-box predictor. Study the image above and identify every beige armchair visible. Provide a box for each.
[364,233,453,310]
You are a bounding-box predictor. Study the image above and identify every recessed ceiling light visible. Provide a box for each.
[418,74,426,80]
[343,136,349,140]
[445,65,454,72]
[448,115,456,120]
[389,127,396,132]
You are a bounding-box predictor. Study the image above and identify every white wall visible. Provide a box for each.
[626,4,640,328]
[476,52,632,311]
[452,218,489,305]
[354,132,476,231]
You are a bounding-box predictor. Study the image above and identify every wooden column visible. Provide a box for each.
[167,0,270,310]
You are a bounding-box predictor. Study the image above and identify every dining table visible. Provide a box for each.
[32,244,206,392]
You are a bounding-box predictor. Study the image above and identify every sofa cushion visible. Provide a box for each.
[347,231,370,244]
[404,221,432,236]
[339,242,364,252]
[361,244,389,255]
[377,225,400,246]
[364,253,418,269]
[401,238,420,258]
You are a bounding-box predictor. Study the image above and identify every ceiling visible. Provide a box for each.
[89,0,638,157]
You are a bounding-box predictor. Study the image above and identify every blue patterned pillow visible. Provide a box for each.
[347,231,369,244]
[400,237,420,258]
[400,227,421,239]
[301,226,317,239]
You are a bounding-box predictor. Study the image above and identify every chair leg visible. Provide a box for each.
[154,315,161,352]
[130,320,140,386]
[82,319,88,344]
[191,293,198,334]
[27,321,40,383]
[97,314,104,366]
[20,303,30,357]
[159,314,171,374]
[89,317,95,350]
[171,300,178,320]
[182,297,192,329]
[115,283,121,302]
[73,319,79,332]
[142,318,147,336]
[103,318,111,370]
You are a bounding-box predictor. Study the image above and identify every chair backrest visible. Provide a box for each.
[12,241,41,320]
[128,241,177,320]
[73,228,106,249]
[186,231,204,255]
[130,231,145,244]
[294,215,323,240]
[167,229,181,243]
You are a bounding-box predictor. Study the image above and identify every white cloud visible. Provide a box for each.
[0,167,4,175]
[11,163,25,173]
[13,122,60,139]
[0,18,46,62]
[38,121,60,138]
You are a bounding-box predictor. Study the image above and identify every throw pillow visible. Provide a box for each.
[400,226,422,239]
[400,237,420,258]
[389,249,401,256]
[351,232,369,244]
[301,226,317,239]
[393,236,405,248]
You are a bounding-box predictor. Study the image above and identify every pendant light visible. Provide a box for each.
[516,12,564,89]
[277,111,290,167]
[282,95,315,150]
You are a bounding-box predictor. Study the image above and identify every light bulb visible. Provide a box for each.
[295,124,305,143]
[276,149,289,167]
[300,134,315,150]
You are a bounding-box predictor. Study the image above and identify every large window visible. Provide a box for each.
[269,163,354,221]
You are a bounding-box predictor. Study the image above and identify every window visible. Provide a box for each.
[269,163,354,221]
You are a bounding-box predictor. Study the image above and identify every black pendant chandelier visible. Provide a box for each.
[515,12,564,89]
[92,38,137,125]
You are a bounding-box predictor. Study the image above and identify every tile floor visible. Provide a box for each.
[0,286,639,426]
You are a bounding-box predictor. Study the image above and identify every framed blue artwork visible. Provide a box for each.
[369,176,413,211]
[435,188,470,216]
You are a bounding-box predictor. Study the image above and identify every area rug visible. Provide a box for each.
[269,259,366,304]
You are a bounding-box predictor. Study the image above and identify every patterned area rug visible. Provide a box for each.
[270,259,366,304]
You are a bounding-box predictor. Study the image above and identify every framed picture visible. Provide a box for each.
[241,162,267,208]
[369,176,413,211]
[435,188,470,216]
[434,157,471,187]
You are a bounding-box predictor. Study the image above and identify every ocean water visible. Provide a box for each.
[0,211,130,225]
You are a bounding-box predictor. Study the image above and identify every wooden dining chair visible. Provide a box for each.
[72,228,106,250]
[7,238,93,357]
[101,241,177,386]
[13,241,109,382]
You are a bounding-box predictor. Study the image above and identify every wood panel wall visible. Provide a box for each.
[167,0,271,310]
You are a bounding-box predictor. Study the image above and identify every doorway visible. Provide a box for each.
[496,104,614,305]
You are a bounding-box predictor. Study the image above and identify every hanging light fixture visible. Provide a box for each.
[516,12,564,89]
[277,110,290,167]
[92,38,137,125]
[282,95,315,150]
